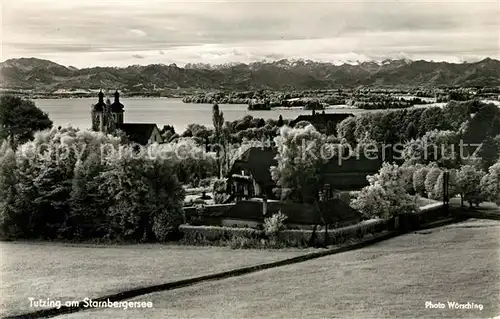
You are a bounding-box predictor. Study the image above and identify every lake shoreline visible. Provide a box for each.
[30,98,500,134]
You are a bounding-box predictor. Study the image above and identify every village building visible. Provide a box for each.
[91,90,163,145]
[197,144,384,230]
[226,146,383,202]
[227,147,278,201]
[289,111,354,134]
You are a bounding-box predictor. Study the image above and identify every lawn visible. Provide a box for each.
[60,219,500,319]
[0,242,309,317]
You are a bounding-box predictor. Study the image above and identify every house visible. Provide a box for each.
[226,147,278,200]
[226,146,383,201]
[320,154,384,192]
[119,123,163,145]
[290,111,354,134]
[91,90,163,145]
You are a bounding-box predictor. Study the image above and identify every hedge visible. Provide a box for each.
[178,202,448,248]
[179,218,390,247]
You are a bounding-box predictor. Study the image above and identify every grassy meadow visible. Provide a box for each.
[0,242,309,317]
[59,219,500,319]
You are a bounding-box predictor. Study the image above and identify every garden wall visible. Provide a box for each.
[179,219,390,247]
[395,203,447,231]
[179,203,448,248]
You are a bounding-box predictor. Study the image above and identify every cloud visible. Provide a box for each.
[1,0,499,67]
[129,29,147,37]
[132,54,144,59]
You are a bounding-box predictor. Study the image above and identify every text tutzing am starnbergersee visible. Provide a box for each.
[29,297,153,310]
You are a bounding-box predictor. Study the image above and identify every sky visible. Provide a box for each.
[1,0,499,68]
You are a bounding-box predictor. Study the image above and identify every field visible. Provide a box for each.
[60,219,500,319]
[0,242,309,317]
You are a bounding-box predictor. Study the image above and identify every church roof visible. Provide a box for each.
[118,123,160,145]
[110,91,124,113]
[93,90,106,112]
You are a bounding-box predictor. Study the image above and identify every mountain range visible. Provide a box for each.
[1,57,499,91]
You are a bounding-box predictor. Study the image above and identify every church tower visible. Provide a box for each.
[110,90,124,128]
[91,90,106,132]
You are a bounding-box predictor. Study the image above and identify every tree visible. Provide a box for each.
[270,125,331,204]
[413,166,430,196]
[456,165,486,207]
[68,153,109,239]
[477,134,500,171]
[182,124,211,141]
[144,152,185,242]
[480,161,500,205]
[99,146,185,241]
[442,100,475,131]
[0,126,189,241]
[351,163,417,219]
[336,116,356,145]
[418,107,448,135]
[0,141,18,237]
[425,167,444,200]
[0,95,53,148]
[157,138,217,185]
[402,130,461,169]
[277,115,284,127]
[213,178,229,204]
[460,102,500,167]
[212,104,226,178]
[463,102,500,145]
[400,165,417,194]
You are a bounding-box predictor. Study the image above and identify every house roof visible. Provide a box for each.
[228,147,277,186]
[321,154,383,190]
[118,123,160,145]
[228,146,382,191]
[289,113,354,127]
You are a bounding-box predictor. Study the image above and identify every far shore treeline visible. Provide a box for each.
[0,94,499,243]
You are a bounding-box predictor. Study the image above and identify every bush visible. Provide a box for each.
[480,161,500,204]
[456,165,487,207]
[400,165,417,194]
[263,211,288,237]
[179,225,261,245]
[413,166,430,196]
[212,178,229,204]
[179,219,389,248]
[352,163,417,219]
[0,128,187,241]
[425,167,443,200]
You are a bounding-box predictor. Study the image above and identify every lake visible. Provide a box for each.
[35,98,499,133]
[33,98,372,133]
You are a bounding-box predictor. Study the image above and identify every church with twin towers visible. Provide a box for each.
[91,90,163,145]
